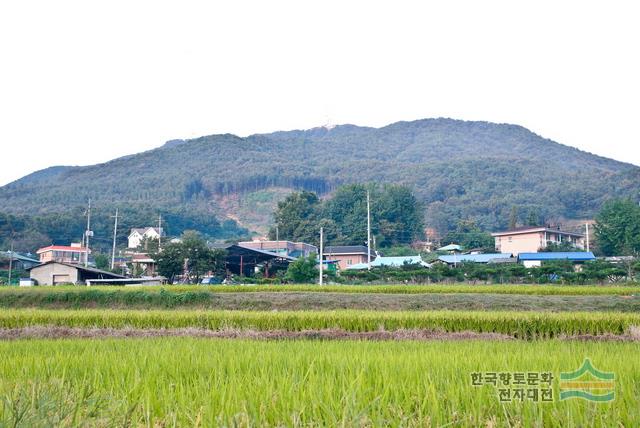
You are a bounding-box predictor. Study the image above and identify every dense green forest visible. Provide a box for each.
[269,184,423,247]
[0,208,247,253]
[1,118,639,251]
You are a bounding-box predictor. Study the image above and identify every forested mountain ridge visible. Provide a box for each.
[2,118,639,248]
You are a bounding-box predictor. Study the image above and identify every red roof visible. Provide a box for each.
[36,245,89,254]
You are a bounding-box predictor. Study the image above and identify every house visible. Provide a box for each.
[0,251,40,270]
[128,227,164,249]
[27,261,125,285]
[238,240,318,258]
[36,244,89,264]
[517,252,596,268]
[438,253,514,265]
[346,255,430,270]
[323,245,375,270]
[492,226,585,255]
[130,253,157,276]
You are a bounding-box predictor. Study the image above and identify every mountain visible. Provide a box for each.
[2,118,639,250]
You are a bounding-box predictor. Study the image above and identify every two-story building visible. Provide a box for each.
[36,243,89,264]
[323,245,375,270]
[128,227,164,249]
[492,226,585,256]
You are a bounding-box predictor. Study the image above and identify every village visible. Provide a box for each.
[4,217,630,286]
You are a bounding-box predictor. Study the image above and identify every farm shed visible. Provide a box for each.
[27,261,125,285]
[213,244,296,277]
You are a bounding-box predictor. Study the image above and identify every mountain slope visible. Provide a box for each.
[2,118,639,238]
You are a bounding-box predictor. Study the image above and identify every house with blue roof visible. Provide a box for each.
[517,252,596,268]
[438,253,514,265]
[345,255,430,270]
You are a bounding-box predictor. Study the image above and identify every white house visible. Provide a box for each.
[128,227,164,249]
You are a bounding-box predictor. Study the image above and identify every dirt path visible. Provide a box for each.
[0,326,513,341]
[1,326,638,341]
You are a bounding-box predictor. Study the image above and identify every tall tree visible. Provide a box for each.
[268,191,320,244]
[508,206,519,230]
[270,184,424,248]
[153,231,226,282]
[595,199,640,256]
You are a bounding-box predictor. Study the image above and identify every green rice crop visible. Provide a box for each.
[1,309,639,338]
[0,338,638,427]
[0,283,638,304]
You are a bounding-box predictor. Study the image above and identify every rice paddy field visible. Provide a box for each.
[1,284,639,426]
[1,339,638,427]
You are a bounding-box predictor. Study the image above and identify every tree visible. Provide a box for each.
[526,209,541,226]
[94,254,110,271]
[270,184,424,248]
[153,231,226,283]
[594,199,640,256]
[540,241,581,253]
[442,219,494,251]
[508,206,519,230]
[285,254,319,283]
[268,191,320,244]
[154,242,184,281]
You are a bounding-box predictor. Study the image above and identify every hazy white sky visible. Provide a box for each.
[1,1,639,186]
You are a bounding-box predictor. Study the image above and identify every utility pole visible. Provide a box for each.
[367,190,371,271]
[276,225,280,256]
[111,208,120,270]
[319,227,324,285]
[157,214,163,252]
[85,199,92,267]
[7,241,14,286]
[585,223,590,252]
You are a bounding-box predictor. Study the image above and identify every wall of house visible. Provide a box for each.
[39,250,86,264]
[128,233,142,249]
[129,230,161,249]
[324,254,369,270]
[495,232,544,255]
[30,264,79,286]
[496,231,586,255]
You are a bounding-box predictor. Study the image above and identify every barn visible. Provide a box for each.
[27,261,125,285]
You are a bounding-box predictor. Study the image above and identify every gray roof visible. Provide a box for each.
[1,251,39,264]
[439,253,513,264]
[27,261,126,278]
[129,227,164,236]
[492,226,584,238]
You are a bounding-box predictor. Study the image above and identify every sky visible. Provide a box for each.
[1,1,639,186]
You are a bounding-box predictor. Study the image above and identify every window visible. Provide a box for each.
[508,237,513,243]
[347,259,353,265]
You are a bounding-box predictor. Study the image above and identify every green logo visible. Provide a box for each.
[559,359,615,402]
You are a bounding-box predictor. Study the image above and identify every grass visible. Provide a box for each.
[2,288,640,311]
[1,309,639,338]
[0,284,638,310]
[0,338,638,427]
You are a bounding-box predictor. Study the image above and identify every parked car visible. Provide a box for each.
[201,276,222,285]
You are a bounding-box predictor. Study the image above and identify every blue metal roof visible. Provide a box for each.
[439,253,513,264]
[346,256,429,270]
[518,252,596,261]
